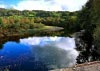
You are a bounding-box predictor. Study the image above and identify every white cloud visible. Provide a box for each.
[13,0,46,11]
[0,4,6,8]
[20,37,79,68]
[1,0,88,12]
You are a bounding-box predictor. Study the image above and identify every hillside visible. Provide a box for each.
[0,8,78,37]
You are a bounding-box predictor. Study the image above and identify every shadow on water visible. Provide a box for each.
[0,33,31,49]
[0,44,3,49]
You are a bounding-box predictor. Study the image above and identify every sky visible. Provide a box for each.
[0,0,88,12]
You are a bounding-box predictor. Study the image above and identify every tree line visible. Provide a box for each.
[0,8,79,36]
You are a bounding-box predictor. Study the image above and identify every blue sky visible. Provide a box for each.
[0,0,88,12]
[0,0,19,6]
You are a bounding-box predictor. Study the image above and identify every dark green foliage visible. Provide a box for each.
[76,0,95,63]
[76,0,100,63]
[93,0,100,59]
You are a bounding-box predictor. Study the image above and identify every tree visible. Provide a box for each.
[76,0,98,63]
[93,0,100,60]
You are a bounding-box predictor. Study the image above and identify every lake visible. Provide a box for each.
[0,37,79,71]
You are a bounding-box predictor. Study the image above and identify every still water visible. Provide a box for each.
[0,37,79,71]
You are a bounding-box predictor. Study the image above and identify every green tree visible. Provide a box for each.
[93,0,100,60]
[76,0,98,63]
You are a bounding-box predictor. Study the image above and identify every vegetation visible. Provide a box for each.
[0,8,78,37]
[76,0,100,63]
[93,0,100,58]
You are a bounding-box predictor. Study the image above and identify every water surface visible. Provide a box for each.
[0,37,79,71]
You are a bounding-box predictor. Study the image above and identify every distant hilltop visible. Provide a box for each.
[50,61,100,71]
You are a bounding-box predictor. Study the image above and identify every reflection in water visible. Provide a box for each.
[0,37,79,71]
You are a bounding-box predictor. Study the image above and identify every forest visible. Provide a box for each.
[0,8,78,36]
[0,0,100,63]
